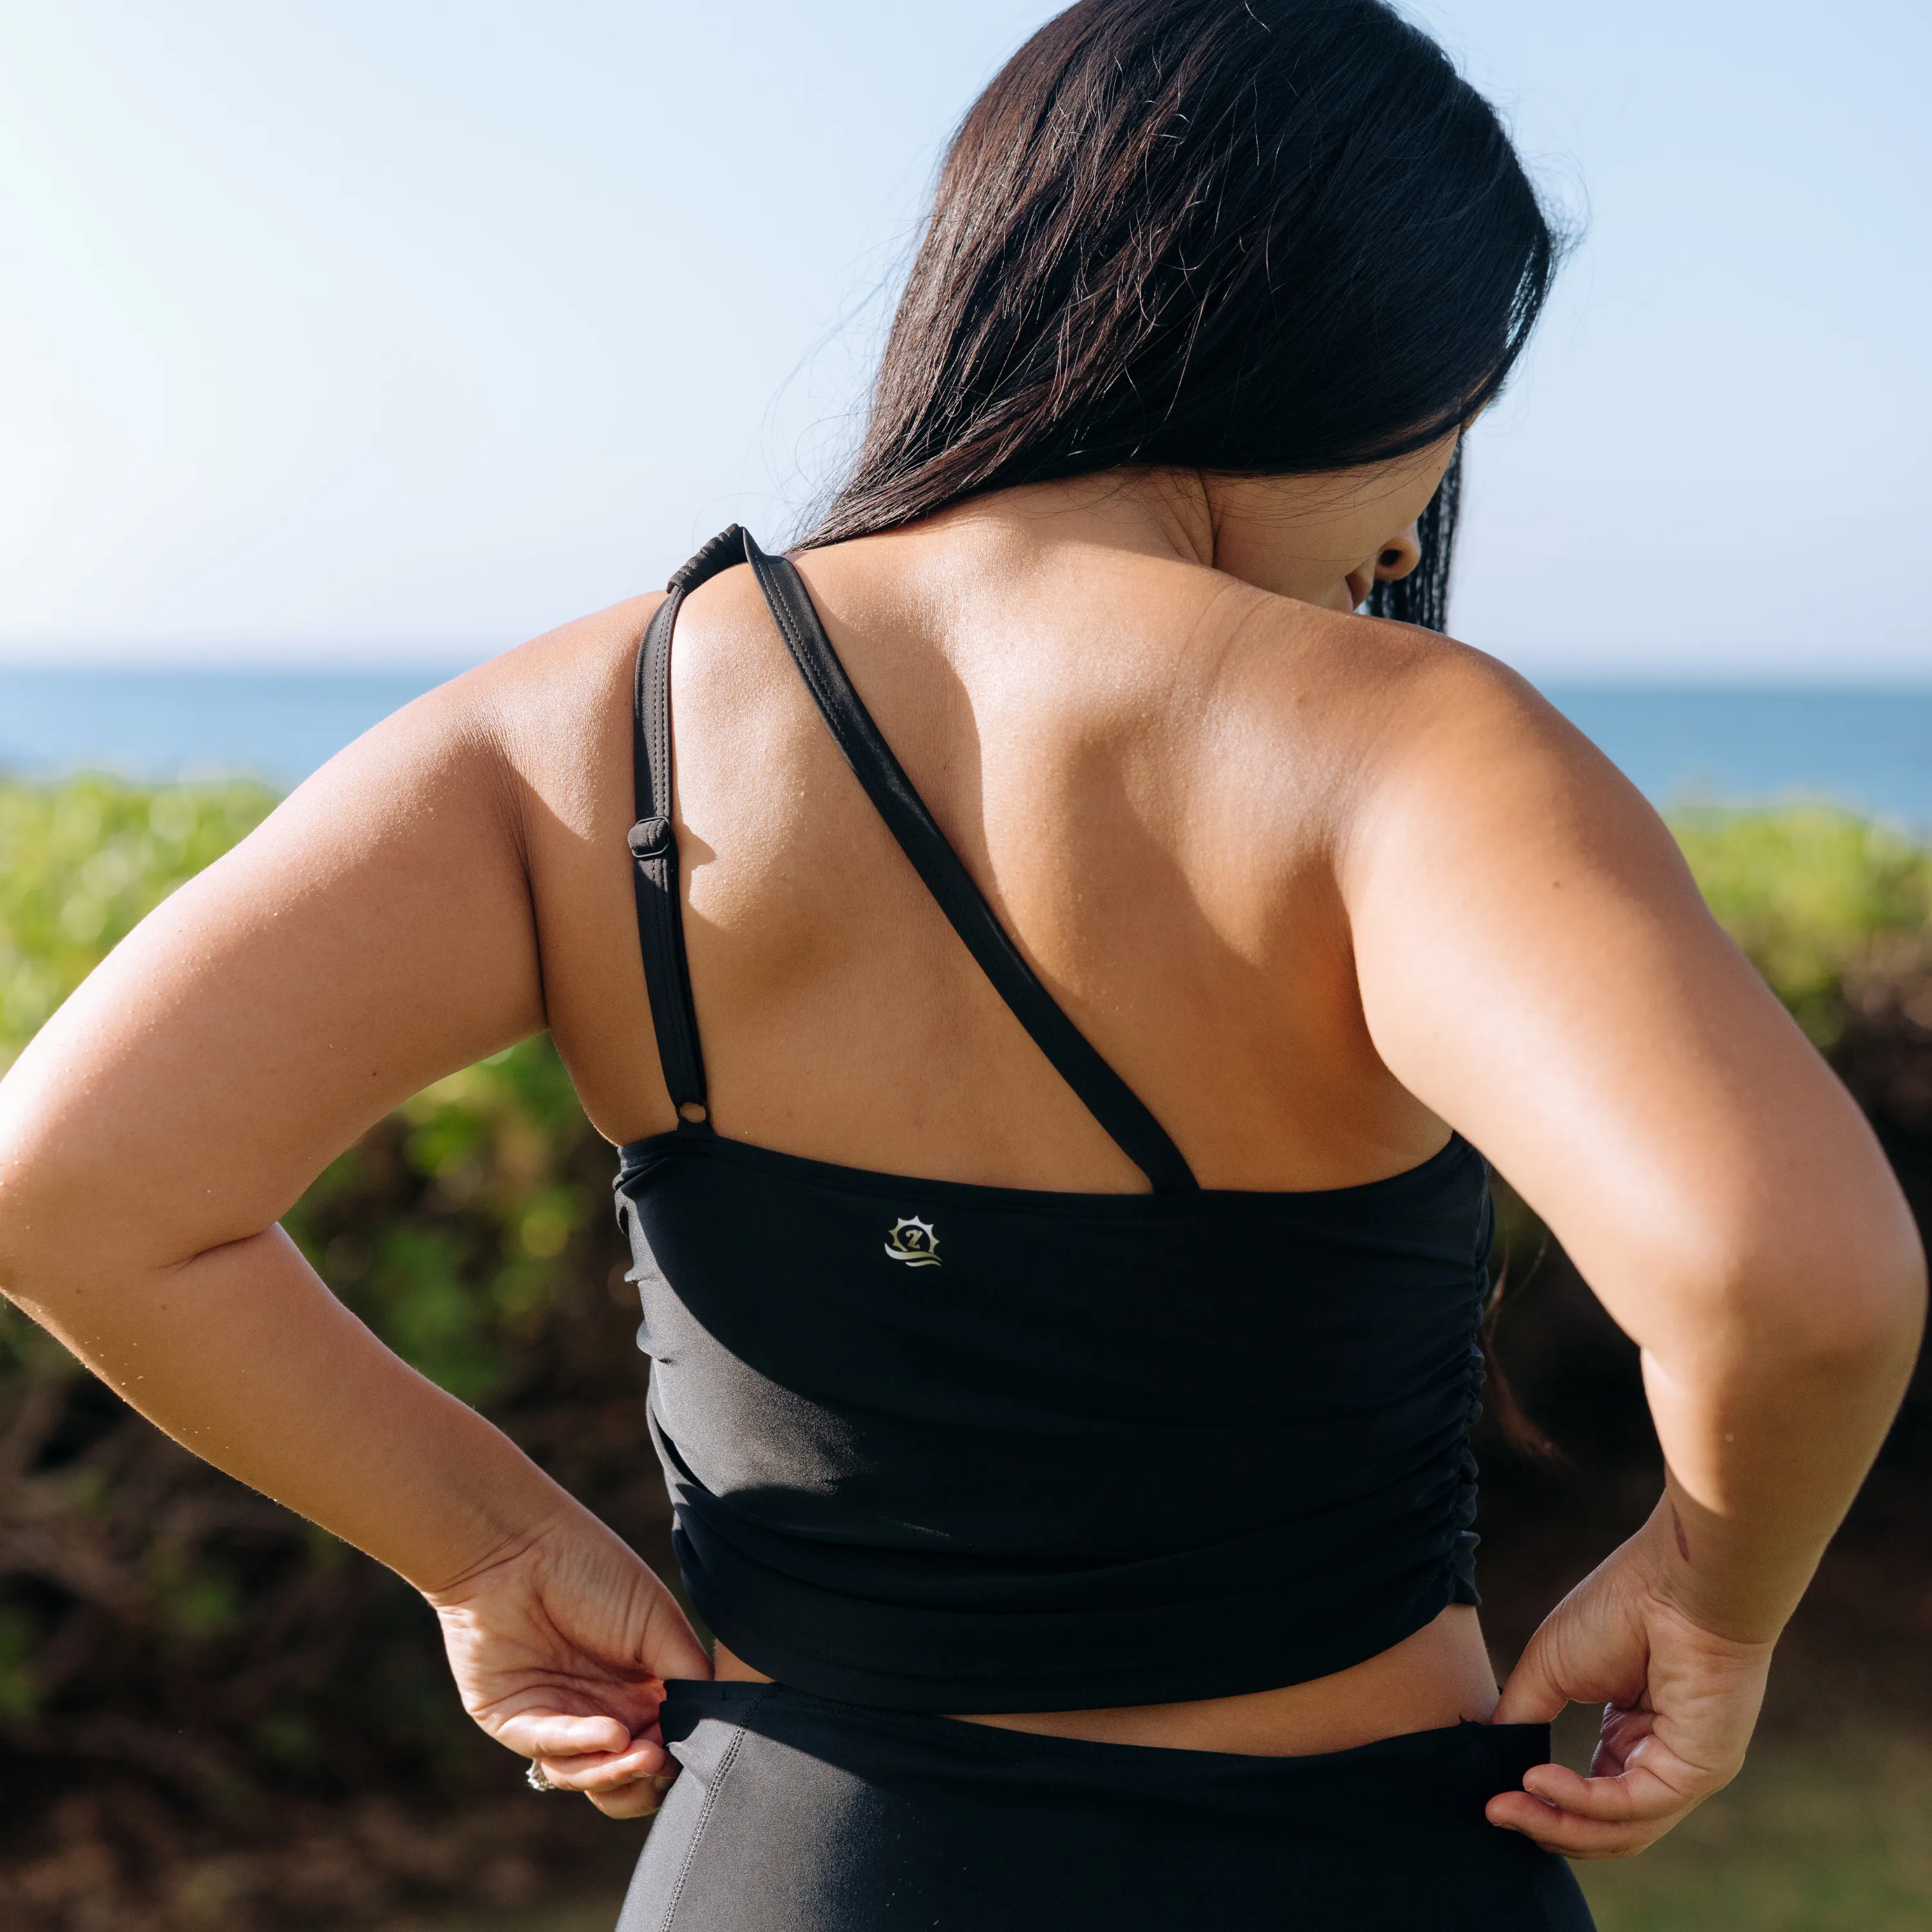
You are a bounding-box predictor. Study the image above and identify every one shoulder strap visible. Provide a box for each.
[743,533,1198,1195]
[627,525,752,1122]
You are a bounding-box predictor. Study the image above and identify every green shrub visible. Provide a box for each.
[287,1042,594,1408]
[1669,804,1932,1048]
[0,776,279,1069]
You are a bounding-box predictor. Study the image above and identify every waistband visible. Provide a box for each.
[659,1678,1550,1815]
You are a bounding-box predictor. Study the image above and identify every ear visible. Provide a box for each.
[1374,518,1425,583]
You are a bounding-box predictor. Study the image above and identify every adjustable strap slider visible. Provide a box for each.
[628,815,673,862]
[667,523,749,594]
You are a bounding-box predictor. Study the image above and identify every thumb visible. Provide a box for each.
[643,1593,713,1685]
[1492,1622,1570,1726]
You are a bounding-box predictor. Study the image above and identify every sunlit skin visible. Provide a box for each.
[0,434,1920,1859]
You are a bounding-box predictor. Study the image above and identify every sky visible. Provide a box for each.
[1,0,1927,680]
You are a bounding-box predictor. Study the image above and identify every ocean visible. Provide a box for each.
[3,670,1931,829]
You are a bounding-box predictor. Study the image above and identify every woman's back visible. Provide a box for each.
[535,480,1466,1198]
[583,507,1510,1728]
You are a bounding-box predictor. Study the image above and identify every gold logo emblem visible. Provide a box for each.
[884,1216,941,1268]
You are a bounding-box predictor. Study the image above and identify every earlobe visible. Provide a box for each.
[1375,519,1425,583]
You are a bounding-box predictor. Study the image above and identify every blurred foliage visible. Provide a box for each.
[287,1043,594,1409]
[0,777,279,1070]
[3,775,1932,1927]
[1669,803,1932,1049]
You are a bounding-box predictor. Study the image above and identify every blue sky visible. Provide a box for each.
[1,1,1926,679]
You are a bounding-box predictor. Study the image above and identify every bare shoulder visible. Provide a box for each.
[240,591,661,902]
[1318,618,1690,902]
[1190,588,1667,879]
[416,592,673,1140]
[433,592,661,845]
[1204,587,1558,768]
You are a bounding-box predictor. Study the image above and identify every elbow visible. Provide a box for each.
[1826,1233,1926,1378]
[1785,1124,1929,1376]
[0,1101,123,1325]
[0,1072,77,1314]
[1647,1179,1928,1394]
[1744,1213,1927,1387]
[0,1049,221,1319]
[1817,1162,1926,1365]
[0,1166,88,1327]
[0,1115,274,1329]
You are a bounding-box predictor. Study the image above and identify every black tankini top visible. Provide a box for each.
[614,528,1490,1714]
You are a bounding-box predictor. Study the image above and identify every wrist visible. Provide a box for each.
[1632,1492,1794,1650]
[412,1479,603,1606]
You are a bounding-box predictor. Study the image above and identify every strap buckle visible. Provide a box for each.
[628,815,673,862]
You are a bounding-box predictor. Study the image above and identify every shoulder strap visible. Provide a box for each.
[628,526,752,1123]
[743,534,1198,1195]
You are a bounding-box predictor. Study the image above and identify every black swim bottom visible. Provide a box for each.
[616,1680,1595,1931]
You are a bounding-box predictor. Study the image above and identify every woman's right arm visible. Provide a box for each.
[0,621,708,1815]
[1341,648,1926,1858]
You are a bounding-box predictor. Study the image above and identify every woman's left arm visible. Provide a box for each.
[1340,646,1925,1856]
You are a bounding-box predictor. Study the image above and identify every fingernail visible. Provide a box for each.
[650,1773,675,1790]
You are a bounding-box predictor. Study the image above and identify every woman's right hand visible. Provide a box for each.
[1487,1503,1774,1859]
[426,1512,714,1819]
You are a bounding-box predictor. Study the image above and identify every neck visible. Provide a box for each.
[921,457,1437,615]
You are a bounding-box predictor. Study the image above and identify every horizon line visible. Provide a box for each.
[3,659,1932,692]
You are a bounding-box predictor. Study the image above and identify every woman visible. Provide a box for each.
[0,2,1920,1927]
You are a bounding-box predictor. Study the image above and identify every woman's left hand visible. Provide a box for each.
[426,1512,713,1818]
[1486,1511,1772,1858]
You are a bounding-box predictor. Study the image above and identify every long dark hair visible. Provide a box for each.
[806,0,1560,632]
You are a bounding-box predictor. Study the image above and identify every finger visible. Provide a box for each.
[1593,1700,1655,1767]
[1526,1759,1696,1821]
[1531,1739,1719,1821]
[1490,1757,1707,1863]
[589,1773,677,1821]
[1485,1792,1670,1860]
[537,1738,674,1790]
[497,1710,634,1760]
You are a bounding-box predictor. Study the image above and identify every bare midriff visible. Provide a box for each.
[710,1602,1500,1755]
